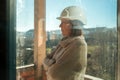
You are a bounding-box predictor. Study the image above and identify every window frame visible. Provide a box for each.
[7,0,16,80]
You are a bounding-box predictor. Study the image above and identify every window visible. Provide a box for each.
[15,0,118,80]
[16,0,34,79]
[16,0,34,66]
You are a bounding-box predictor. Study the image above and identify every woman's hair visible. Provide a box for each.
[70,20,84,36]
[71,29,83,36]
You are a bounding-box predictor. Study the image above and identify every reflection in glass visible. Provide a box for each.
[16,0,34,66]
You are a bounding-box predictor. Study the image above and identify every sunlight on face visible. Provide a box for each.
[59,19,72,37]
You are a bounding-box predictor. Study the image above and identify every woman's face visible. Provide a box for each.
[59,19,72,37]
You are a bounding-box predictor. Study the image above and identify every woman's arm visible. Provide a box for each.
[48,39,87,78]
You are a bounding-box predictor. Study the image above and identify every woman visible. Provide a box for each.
[43,6,87,80]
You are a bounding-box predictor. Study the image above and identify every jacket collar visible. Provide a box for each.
[59,36,84,48]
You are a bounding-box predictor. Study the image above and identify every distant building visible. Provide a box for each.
[46,30,62,40]
[25,29,34,39]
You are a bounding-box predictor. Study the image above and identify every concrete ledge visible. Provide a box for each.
[84,74,103,80]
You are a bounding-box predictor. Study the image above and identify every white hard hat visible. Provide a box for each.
[57,6,87,25]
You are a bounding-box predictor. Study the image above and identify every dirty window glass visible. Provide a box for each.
[16,0,34,66]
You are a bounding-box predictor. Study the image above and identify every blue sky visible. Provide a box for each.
[17,0,117,32]
[17,0,34,32]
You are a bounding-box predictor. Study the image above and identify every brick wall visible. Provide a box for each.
[16,65,47,80]
[16,66,35,80]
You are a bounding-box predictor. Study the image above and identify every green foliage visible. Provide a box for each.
[46,48,52,55]
[86,28,117,80]
[87,46,99,54]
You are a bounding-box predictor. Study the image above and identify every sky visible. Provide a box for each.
[17,0,117,32]
[17,0,34,32]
